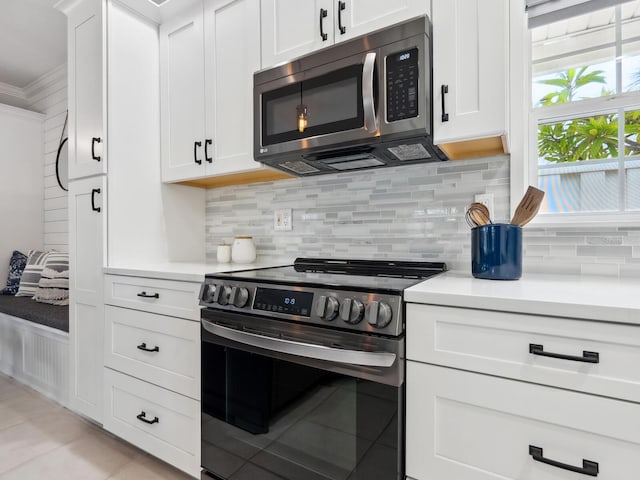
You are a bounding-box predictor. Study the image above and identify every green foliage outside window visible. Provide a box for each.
[537,67,640,163]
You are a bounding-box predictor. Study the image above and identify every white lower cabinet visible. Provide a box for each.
[104,305,200,399]
[406,363,640,480]
[103,274,201,478]
[103,368,200,476]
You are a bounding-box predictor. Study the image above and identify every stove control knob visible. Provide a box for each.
[230,286,249,308]
[214,285,232,305]
[365,301,393,329]
[316,295,339,321]
[339,298,364,324]
[201,284,216,303]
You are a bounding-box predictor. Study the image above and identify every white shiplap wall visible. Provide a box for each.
[26,65,68,252]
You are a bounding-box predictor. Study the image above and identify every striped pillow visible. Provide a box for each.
[15,250,50,297]
[33,252,69,306]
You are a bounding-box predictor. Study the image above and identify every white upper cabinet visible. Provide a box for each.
[261,0,334,68]
[68,0,106,180]
[432,0,508,146]
[261,0,428,69]
[161,0,272,184]
[335,0,428,43]
[160,6,207,182]
[204,0,263,176]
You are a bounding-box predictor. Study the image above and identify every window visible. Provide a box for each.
[526,0,640,221]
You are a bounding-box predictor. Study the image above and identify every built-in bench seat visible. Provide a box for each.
[0,295,69,406]
[0,296,68,332]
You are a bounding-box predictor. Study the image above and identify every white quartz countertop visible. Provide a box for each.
[405,272,640,325]
[103,261,290,283]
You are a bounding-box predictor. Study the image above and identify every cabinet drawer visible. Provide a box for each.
[407,303,640,402]
[103,368,200,477]
[104,274,201,320]
[104,305,200,399]
[406,363,640,480]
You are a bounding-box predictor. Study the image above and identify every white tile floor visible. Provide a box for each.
[0,373,193,480]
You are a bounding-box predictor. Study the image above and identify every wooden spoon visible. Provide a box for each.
[466,202,492,227]
[511,186,545,227]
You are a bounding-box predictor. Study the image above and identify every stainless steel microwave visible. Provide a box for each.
[253,16,446,177]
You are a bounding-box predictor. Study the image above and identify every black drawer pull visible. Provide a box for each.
[91,137,102,161]
[136,411,159,425]
[205,138,213,163]
[137,342,159,353]
[319,8,328,41]
[137,291,159,299]
[338,1,346,34]
[91,188,101,213]
[194,140,202,165]
[529,445,598,477]
[441,84,449,122]
[529,344,599,363]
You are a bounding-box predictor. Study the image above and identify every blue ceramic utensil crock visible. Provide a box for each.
[471,223,522,280]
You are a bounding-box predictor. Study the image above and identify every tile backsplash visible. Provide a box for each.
[205,155,640,278]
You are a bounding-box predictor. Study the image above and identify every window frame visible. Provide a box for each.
[511,1,640,226]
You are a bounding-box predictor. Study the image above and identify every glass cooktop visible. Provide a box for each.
[207,258,447,293]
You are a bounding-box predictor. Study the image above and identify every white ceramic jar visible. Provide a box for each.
[231,236,256,263]
[216,244,231,263]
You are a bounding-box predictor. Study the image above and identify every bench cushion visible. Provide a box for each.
[0,296,69,332]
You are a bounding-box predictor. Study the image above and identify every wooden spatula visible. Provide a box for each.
[511,186,545,227]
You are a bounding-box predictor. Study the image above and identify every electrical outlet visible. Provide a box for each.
[274,208,292,231]
[475,193,494,218]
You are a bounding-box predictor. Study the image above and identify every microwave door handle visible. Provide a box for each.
[201,319,396,368]
[362,52,378,133]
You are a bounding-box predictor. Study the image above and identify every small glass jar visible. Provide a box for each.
[231,236,256,264]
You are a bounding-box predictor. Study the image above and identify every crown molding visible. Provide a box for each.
[0,102,45,121]
[23,64,67,100]
[0,82,27,101]
[53,0,84,15]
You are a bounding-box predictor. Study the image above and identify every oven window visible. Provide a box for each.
[261,64,366,146]
[201,341,401,480]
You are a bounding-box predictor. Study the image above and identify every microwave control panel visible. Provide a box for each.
[386,47,419,122]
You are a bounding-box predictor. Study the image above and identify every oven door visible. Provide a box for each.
[200,309,404,480]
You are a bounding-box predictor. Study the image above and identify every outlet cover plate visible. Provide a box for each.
[274,208,292,231]
[475,194,494,219]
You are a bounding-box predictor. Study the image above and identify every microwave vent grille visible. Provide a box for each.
[279,161,320,175]
[387,143,431,161]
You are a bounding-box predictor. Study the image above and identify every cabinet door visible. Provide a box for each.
[160,5,207,182]
[336,0,428,43]
[407,363,640,480]
[261,0,334,69]
[432,0,507,144]
[69,176,106,422]
[67,0,106,180]
[204,0,265,175]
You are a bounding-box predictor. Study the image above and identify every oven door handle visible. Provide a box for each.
[202,319,396,368]
[362,52,378,133]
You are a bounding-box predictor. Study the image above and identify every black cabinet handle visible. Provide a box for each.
[194,140,202,165]
[136,411,159,425]
[137,342,159,353]
[91,137,102,162]
[320,8,328,41]
[441,84,449,122]
[529,344,599,363]
[137,291,159,299]
[338,1,346,34]
[91,188,101,212]
[529,445,598,477]
[205,139,212,163]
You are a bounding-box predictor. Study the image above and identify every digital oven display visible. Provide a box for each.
[253,288,313,317]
